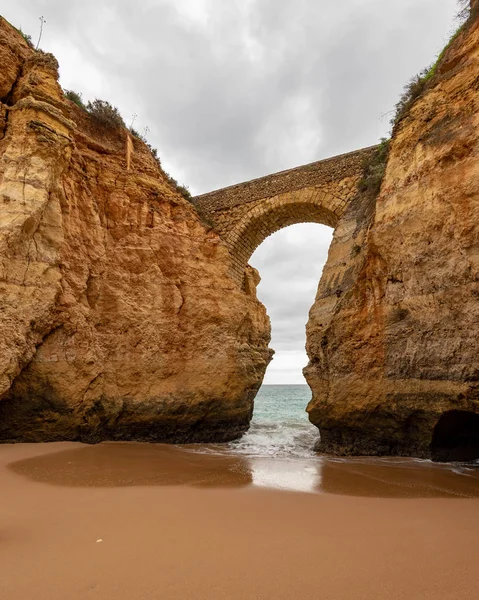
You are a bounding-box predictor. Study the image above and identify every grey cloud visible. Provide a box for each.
[252,224,333,355]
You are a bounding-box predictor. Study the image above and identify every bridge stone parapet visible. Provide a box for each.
[193,145,378,282]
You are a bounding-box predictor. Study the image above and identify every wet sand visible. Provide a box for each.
[1,442,479,599]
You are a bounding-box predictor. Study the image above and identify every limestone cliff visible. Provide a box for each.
[305,10,479,460]
[0,18,272,443]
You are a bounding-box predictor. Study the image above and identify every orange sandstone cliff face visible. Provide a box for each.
[0,19,272,443]
[305,11,479,460]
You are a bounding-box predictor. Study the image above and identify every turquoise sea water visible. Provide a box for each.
[208,385,479,495]
[227,384,319,458]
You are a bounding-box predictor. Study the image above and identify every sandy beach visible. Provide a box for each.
[1,442,479,600]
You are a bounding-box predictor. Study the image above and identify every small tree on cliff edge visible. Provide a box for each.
[86,99,125,129]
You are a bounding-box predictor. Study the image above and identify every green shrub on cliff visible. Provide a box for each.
[392,2,474,128]
[177,184,192,201]
[390,67,432,128]
[14,25,34,48]
[358,138,390,196]
[163,171,192,202]
[86,99,125,129]
[129,127,146,142]
[64,89,86,110]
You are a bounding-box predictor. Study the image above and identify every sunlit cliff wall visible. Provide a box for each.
[305,10,479,458]
[0,18,272,443]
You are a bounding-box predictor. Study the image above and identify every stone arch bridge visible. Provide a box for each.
[193,146,378,282]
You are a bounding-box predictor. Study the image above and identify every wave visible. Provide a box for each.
[226,419,320,459]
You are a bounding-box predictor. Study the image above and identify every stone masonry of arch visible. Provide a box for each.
[193,145,378,282]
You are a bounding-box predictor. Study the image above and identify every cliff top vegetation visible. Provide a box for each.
[7,15,193,205]
[392,0,477,128]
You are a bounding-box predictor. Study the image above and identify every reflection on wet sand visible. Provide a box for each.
[7,442,479,498]
[8,443,253,489]
[248,456,479,498]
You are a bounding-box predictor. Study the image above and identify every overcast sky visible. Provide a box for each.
[3,0,460,384]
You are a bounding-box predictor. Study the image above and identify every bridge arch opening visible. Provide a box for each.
[232,222,333,456]
[251,220,333,385]
[231,199,339,283]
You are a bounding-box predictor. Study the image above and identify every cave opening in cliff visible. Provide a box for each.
[431,410,479,462]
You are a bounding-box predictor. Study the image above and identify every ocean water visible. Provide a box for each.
[228,384,319,459]
[196,384,479,495]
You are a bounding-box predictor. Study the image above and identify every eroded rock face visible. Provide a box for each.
[304,14,479,458]
[0,18,272,443]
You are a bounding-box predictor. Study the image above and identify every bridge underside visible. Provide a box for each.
[193,146,377,282]
[226,191,340,281]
